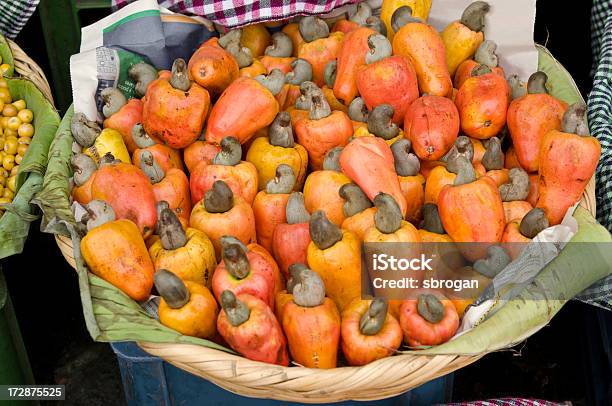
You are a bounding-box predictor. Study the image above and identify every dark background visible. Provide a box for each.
[2,0,611,405]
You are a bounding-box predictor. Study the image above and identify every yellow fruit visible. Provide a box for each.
[6,176,15,192]
[17,109,33,123]
[2,188,14,199]
[0,197,11,205]
[10,165,18,177]
[7,117,21,131]
[17,136,30,145]
[0,117,8,128]
[0,88,11,104]
[4,136,17,155]
[17,123,33,138]
[17,143,28,156]
[0,184,5,196]
[12,100,26,111]
[2,104,17,117]
[0,64,10,76]
[2,155,14,171]
[3,128,16,138]
[0,79,7,88]
[14,154,22,165]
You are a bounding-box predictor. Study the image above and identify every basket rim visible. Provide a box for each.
[49,43,601,402]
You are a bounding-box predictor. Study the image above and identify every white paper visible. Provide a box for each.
[428,0,539,80]
[457,203,580,334]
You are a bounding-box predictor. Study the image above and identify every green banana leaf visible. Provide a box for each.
[0,78,59,259]
[0,36,15,77]
[34,47,612,356]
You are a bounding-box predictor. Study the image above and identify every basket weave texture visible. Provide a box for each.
[7,38,54,104]
[51,44,601,402]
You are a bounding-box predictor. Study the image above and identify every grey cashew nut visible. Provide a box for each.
[128,62,158,98]
[71,153,97,187]
[391,6,421,32]
[204,180,234,214]
[218,29,242,48]
[226,42,254,68]
[299,16,330,42]
[473,245,511,278]
[562,102,589,136]
[266,164,296,194]
[286,263,308,294]
[265,32,293,57]
[286,192,311,225]
[310,210,342,250]
[131,123,156,149]
[453,155,477,185]
[213,136,242,166]
[138,150,165,184]
[323,60,337,88]
[71,112,101,148]
[295,81,319,110]
[219,30,253,68]
[519,208,549,238]
[359,298,388,336]
[255,68,286,96]
[444,136,474,173]
[83,199,116,231]
[348,97,368,122]
[481,136,504,171]
[471,64,492,77]
[373,193,403,234]
[269,111,295,148]
[527,71,548,95]
[286,58,313,85]
[308,87,332,120]
[366,16,387,37]
[507,74,527,100]
[322,146,343,172]
[391,138,420,176]
[365,34,392,64]
[460,1,490,32]
[170,58,191,92]
[155,201,170,235]
[499,167,530,201]
[474,40,498,68]
[349,2,373,26]
[292,266,326,308]
[154,269,190,309]
[100,87,127,118]
[368,104,399,140]
[159,208,188,251]
[421,203,445,234]
[339,183,372,217]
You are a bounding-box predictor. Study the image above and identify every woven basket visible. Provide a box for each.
[6,38,54,104]
[52,45,600,402]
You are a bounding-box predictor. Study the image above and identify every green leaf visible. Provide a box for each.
[7,78,61,191]
[0,78,60,259]
[0,173,42,259]
[32,105,75,236]
[0,36,15,77]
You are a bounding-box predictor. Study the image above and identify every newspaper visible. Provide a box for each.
[70,0,215,121]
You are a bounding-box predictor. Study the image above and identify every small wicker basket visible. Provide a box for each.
[6,38,54,104]
[52,44,600,402]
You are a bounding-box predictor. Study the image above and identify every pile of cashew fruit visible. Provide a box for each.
[70,1,601,368]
